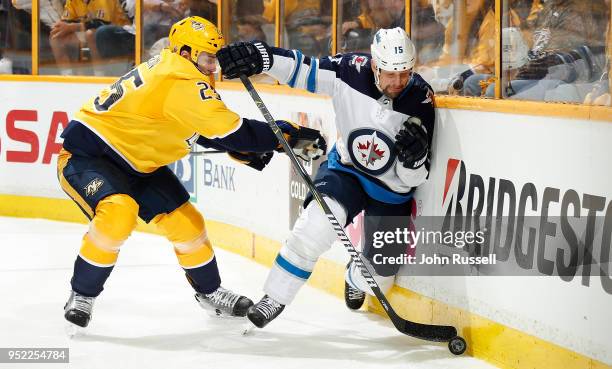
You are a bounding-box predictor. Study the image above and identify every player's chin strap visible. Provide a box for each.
[374,66,383,92]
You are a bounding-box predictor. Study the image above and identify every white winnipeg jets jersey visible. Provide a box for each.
[266,48,435,200]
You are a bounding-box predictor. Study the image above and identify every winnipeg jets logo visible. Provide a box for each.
[84,178,104,197]
[350,55,368,73]
[347,128,396,176]
[357,132,386,167]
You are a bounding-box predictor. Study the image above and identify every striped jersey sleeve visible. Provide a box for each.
[266,47,346,96]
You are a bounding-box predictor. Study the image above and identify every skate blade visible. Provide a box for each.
[241,322,257,336]
[199,303,250,320]
[203,310,250,320]
[64,322,85,338]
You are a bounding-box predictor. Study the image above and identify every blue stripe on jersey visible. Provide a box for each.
[288,50,304,88]
[306,58,318,93]
[275,254,312,280]
[327,146,413,204]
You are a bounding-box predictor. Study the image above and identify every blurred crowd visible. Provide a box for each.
[0,0,216,75]
[416,0,610,104]
[1,0,609,104]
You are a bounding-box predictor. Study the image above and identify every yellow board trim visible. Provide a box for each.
[435,96,612,122]
[0,194,610,369]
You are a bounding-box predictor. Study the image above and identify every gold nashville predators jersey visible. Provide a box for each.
[62,0,130,25]
[74,48,241,173]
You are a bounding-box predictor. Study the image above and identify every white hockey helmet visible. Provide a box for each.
[502,27,529,71]
[370,27,416,92]
[370,27,416,72]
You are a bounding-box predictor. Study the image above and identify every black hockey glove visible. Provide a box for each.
[227,151,273,171]
[216,40,273,79]
[395,117,428,169]
[276,120,327,161]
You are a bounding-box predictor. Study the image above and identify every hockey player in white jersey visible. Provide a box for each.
[217,28,434,328]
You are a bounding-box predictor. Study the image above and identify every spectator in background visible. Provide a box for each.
[0,1,8,74]
[411,0,445,64]
[342,0,394,34]
[49,0,130,75]
[5,0,74,73]
[498,0,608,102]
[431,0,453,27]
[433,0,520,94]
[94,0,134,74]
[462,26,530,97]
[384,0,406,27]
[425,0,540,96]
[262,0,331,57]
[583,12,610,106]
[235,16,268,43]
[142,0,190,52]
[224,1,267,42]
[1,0,13,73]
[94,0,187,74]
[262,0,321,28]
[511,0,542,30]
[141,0,218,58]
[1,0,54,74]
[341,0,405,52]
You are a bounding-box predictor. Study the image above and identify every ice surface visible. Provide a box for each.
[0,217,498,369]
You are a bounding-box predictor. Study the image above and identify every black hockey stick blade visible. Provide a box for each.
[239,74,459,343]
[400,318,457,342]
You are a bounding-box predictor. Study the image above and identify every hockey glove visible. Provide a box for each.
[276,120,327,161]
[216,40,273,79]
[395,117,428,169]
[227,151,273,171]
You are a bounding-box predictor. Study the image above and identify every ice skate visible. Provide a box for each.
[195,286,253,318]
[64,290,95,328]
[246,295,285,328]
[345,262,365,310]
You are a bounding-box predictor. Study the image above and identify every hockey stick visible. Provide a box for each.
[239,74,459,343]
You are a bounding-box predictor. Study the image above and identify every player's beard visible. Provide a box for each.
[382,77,411,99]
[383,86,404,99]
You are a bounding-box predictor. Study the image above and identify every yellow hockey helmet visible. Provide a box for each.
[169,16,224,63]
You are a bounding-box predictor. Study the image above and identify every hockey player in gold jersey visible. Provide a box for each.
[58,16,327,328]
